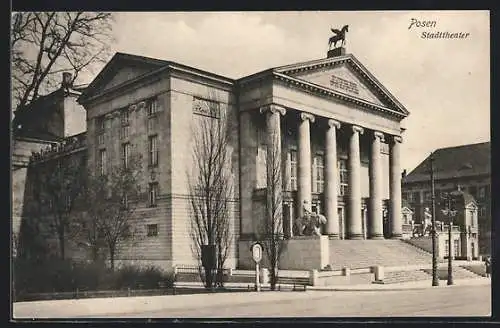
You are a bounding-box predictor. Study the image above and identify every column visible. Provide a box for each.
[348,125,364,240]
[325,119,341,238]
[260,105,286,212]
[389,135,403,238]
[369,131,385,239]
[298,112,315,218]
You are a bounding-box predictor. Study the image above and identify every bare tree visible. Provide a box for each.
[188,94,234,289]
[29,152,87,260]
[257,112,286,291]
[81,154,143,270]
[11,12,113,112]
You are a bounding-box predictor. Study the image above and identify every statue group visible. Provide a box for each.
[293,201,327,236]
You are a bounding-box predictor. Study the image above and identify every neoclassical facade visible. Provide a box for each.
[238,50,409,246]
[20,47,410,269]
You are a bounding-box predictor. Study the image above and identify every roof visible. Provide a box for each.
[79,52,235,103]
[79,52,408,120]
[403,142,491,184]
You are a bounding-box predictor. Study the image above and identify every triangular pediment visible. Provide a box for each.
[291,63,385,106]
[274,54,409,117]
[81,52,169,101]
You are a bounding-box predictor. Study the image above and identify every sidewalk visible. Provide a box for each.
[13,278,490,319]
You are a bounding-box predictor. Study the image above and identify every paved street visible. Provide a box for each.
[78,284,490,318]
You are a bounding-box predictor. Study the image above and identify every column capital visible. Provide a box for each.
[300,112,315,123]
[392,135,403,144]
[328,119,341,129]
[259,104,286,116]
[373,131,385,141]
[352,125,364,134]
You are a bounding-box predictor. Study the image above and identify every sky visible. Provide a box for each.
[81,11,490,173]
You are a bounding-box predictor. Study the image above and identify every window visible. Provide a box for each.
[121,194,129,209]
[290,150,297,191]
[120,109,130,140]
[445,241,449,257]
[98,149,107,176]
[149,183,158,207]
[338,159,348,196]
[468,186,477,198]
[120,109,129,126]
[470,210,476,227]
[453,239,460,257]
[147,98,158,116]
[148,135,158,166]
[405,192,413,202]
[413,191,420,203]
[424,191,431,202]
[313,154,325,193]
[147,224,158,237]
[479,206,486,217]
[478,186,486,199]
[96,116,105,145]
[121,143,130,169]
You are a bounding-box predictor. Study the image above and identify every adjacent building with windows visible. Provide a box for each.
[19,46,412,269]
[402,142,491,256]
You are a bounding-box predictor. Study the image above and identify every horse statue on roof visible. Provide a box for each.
[328,25,349,50]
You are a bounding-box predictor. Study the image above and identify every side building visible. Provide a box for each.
[402,142,491,256]
[12,73,87,258]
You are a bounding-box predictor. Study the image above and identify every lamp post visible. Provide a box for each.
[441,192,458,286]
[429,152,439,286]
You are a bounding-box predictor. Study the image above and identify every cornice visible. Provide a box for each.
[273,72,407,120]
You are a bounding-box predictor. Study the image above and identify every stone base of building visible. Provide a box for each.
[238,236,330,270]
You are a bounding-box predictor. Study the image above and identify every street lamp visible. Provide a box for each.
[429,152,439,286]
[440,192,458,286]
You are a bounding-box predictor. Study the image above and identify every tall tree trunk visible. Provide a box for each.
[109,247,115,270]
[59,229,65,260]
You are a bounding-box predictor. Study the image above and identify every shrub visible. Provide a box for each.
[13,258,175,298]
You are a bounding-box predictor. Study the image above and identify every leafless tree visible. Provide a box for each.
[11,12,113,112]
[80,154,143,270]
[256,113,286,291]
[27,152,87,260]
[188,94,234,289]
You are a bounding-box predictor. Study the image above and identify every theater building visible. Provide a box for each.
[22,45,410,269]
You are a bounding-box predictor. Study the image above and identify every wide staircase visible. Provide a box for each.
[328,239,440,270]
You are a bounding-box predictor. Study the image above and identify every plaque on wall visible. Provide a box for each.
[330,75,360,95]
[193,97,220,118]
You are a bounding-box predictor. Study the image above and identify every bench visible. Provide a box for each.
[277,276,309,291]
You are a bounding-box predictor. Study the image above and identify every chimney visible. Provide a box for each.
[327,46,346,58]
[62,72,73,89]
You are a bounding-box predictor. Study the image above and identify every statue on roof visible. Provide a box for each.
[329,25,349,50]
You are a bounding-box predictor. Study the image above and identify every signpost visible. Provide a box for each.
[251,242,263,292]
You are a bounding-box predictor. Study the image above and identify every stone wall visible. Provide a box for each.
[238,236,329,270]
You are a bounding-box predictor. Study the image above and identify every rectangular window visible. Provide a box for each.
[148,135,158,166]
[147,98,158,116]
[453,239,460,257]
[413,191,421,203]
[120,109,129,126]
[478,186,486,199]
[121,143,130,169]
[468,186,477,198]
[424,191,431,202]
[98,149,107,176]
[147,224,158,237]
[470,210,475,227]
[121,194,129,209]
[148,115,158,133]
[338,159,348,196]
[120,125,129,140]
[290,150,297,191]
[96,116,105,145]
[149,183,158,207]
[313,154,325,193]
